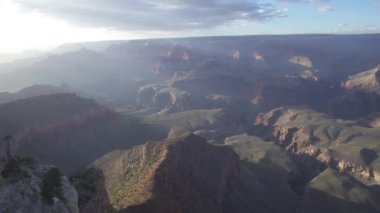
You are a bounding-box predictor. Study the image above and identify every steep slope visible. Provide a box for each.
[323,65,380,118]
[329,66,380,119]
[0,94,165,173]
[326,90,380,119]
[224,134,298,209]
[75,134,298,213]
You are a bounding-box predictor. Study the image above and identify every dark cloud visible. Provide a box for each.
[14,0,287,31]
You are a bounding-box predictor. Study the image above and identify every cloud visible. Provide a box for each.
[337,23,348,27]
[363,24,378,31]
[13,0,287,31]
[318,5,334,13]
[275,0,330,3]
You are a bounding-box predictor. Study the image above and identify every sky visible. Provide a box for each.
[0,0,379,53]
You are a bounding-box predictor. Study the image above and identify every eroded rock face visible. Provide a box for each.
[77,134,298,213]
[0,165,79,213]
[137,84,195,114]
[289,56,313,68]
[254,106,380,185]
[326,90,380,119]
[342,65,380,95]
[77,134,239,212]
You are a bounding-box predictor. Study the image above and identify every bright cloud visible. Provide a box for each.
[13,0,287,30]
[318,5,334,13]
[0,1,136,53]
[0,0,379,53]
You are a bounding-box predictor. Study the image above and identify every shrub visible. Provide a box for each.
[1,162,16,178]
[41,167,63,204]
[15,156,35,167]
[1,159,21,178]
[1,156,35,179]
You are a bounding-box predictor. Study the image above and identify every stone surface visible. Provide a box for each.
[0,164,79,213]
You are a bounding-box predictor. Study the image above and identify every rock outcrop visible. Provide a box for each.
[76,134,298,213]
[342,65,380,95]
[137,84,193,114]
[289,56,313,68]
[0,163,79,213]
[254,106,380,185]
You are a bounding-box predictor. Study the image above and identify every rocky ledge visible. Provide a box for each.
[0,161,79,213]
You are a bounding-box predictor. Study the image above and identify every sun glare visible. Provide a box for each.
[0,1,132,53]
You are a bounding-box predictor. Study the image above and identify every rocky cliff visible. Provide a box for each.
[75,134,299,213]
[342,65,380,94]
[0,162,79,213]
[254,106,380,188]
[289,56,313,68]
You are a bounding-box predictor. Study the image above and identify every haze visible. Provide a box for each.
[1,1,380,213]
[1,0,380,54]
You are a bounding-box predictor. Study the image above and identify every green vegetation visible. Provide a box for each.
[1,161,19,178]
[14,156,35,167]
[41,167,63,204]
[1,156,35,179]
